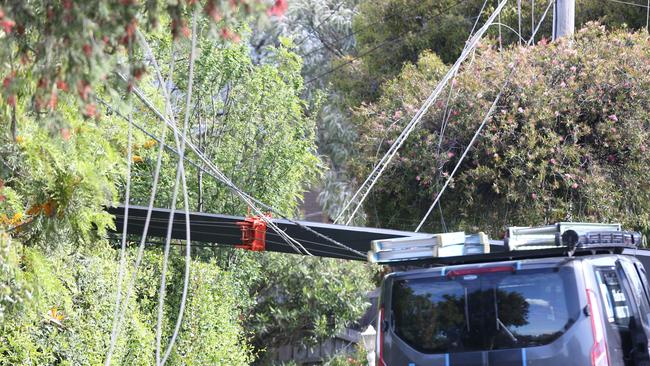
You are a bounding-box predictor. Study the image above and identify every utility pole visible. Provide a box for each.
[553,0,575,40]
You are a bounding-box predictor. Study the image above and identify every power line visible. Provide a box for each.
[304,0,469,85]
[100,95,366,259]
[605,0,648,7]
[415,0,556,232]
[293,1,346,48]
[333,0,509,226]
[108,72,366,260]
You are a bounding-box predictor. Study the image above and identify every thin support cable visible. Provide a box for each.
[647,0,649,32]
[118,73,314,257]
[157,10,198,365]
[604,0,648,7]
[498,13,503,51]
[104,50,174,366]
[333,0,509,226]
[433,0,489,226]
[105,100,133,366]
[532,0,535,43]
[490,23,525,43]
[415,0,555,232]
[101,98,364,258]
[518,0,522,45]
[148,10,196,366]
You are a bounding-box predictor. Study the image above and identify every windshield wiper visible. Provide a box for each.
[496,317,518,343]
[494,287,518,343]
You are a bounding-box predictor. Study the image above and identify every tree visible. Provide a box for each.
[1,4,375,364]
[346,0,648,95]
[350,24,650,235]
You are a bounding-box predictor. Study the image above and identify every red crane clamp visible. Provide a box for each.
[236,213,271,252]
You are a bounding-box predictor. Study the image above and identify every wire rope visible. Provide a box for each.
[415,0,556,232]
[333,0,509,226]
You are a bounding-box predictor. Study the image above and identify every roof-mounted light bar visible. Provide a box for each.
[506,222,622,251]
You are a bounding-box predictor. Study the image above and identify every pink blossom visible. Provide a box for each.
[549,158,557,165]
[517,107,524,113]
[531,193,538,200]
[447,151,455,158]
[267,0,288,17]
[571,183,579,189]
[608,114,618,122]
[416,175,421,181]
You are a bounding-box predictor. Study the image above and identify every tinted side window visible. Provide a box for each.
[595,269,631,327]
[623,261,650,326]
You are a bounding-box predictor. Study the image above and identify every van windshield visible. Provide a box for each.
[392,267,580,353]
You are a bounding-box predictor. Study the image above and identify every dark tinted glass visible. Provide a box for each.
[392,267,580,353]
[596,268,631,327]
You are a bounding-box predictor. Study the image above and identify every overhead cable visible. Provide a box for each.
[415,0,556,232]
[146,12,197,366]
[104,40,176,366]
[333,0,509,226]
[117,74,313,257]
[304,0,468,85]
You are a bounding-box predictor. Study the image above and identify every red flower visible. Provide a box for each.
[1,19,15,34]
[83,43,93,57]
[77,80,92,101]
[204,1,222,22]
[6,94,15,106]
[84,103,96,118]
[48,89,58,109]
[56,79,69,92]
[60,128,71,141]
[267,0,288,16]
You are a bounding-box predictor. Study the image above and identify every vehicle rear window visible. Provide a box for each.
[392,267,580,353]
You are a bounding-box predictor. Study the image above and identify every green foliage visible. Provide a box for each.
[239,253,374,362]
[348,0,648,91]
[127,31,321,217]
[0,0,275,125]
[0,237,253,365]
[352,24,650,235]
[325,344,368,366]
[0,98,124,247]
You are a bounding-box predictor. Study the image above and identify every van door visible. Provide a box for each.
[616,259,650,365]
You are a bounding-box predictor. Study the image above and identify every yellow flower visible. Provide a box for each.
[11,212,23,225]
[47,306,65,326]
[132,155,144,163]
[15,136,24,144]
[143,139,157,149]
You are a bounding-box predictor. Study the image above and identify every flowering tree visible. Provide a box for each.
[0,0,286,135]
[352,24,650,235]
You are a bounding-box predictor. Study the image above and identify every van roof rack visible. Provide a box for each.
[368,222,642,266]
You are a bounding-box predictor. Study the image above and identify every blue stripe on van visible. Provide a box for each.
[445,353,450,366]
[516,261,522,270]
[441,267,447,276]
[521,348,527,365]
